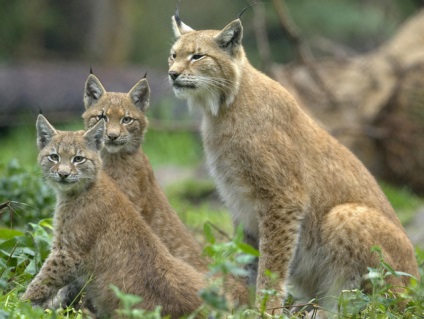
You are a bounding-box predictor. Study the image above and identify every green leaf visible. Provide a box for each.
[0,229,24,240]
[110,284,142,309]
[236,242,259,257]
[235,253,256,265]
[38,218,54,230]
[203,222,215,244]
[199,286,228,311]
[392,271,416,279]
[381,261,398,277]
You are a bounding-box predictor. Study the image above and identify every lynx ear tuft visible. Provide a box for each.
[84,74,106,109]
[172,14,194,39]
[237,3,255,19]
[128,78,150,112]
[214,19,243,54]
[36,114,57,150]
[84,119,105,151]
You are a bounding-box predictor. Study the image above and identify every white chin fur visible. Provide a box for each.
[53,181,80,193]
[172,86,192,100]
[104,144,123,153]
[174,86,222,116]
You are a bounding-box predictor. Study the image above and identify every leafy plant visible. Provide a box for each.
[201,224,258,312]
[0,160,55,228]
[110,285,163,319]
[0,219,60,319]
[336,246,424,318]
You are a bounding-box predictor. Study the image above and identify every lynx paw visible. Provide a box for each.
[21,284,53,307]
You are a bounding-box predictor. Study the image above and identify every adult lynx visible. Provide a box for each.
[22,115,205,318]
[168,14,419,315]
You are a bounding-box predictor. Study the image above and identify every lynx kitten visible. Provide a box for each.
[82,75,206,270]
[22,115,205,318]
[168,14,419,316]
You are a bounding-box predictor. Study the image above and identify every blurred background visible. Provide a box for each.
[0,0,421,126]
[0,0,424,244]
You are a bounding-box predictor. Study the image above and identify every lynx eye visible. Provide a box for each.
[170,52,176,60]
[48,154,60,162]
[191,54,204,61]
[121,116,134,125]
[72,156,86,164]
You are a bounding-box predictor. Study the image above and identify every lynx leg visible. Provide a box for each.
[256,208,303,314]
[21,250,81,306]
[292,203,417,317]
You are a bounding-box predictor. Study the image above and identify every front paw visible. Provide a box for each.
[20,294,46,309]
[21,285,53,307]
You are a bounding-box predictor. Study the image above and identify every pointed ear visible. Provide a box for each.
[84,119,105,151]
[128,78,150,112]
[36,114,57,150]
[214,19,243,54]
[84,74,106,109]
[172,15,194,38]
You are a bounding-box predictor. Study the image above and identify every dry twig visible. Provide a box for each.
[271,0,339,109]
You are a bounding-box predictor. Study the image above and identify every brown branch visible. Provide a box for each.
[249,1,272,73]
[268,302,321,315]
[272,0,339,109]
[205,221,231,241]
[331,125,388,140]
[0,201,11,212]
[0,240,18,278]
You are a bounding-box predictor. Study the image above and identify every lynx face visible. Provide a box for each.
[82,75,150,154]
[168,18,245,115]
[36,115,104,194]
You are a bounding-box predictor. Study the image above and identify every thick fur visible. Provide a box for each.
[22,115,205,318]
[168,17,420,316]
[81,75,249,305]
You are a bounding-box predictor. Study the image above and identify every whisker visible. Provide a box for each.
[195,76,235,93]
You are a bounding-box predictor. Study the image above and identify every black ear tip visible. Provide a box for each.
[175,0,182,26]
[237,3,255,19]
[90,66,93,74]
[143,72,148,79]
[238,7,247,19]
[39,107,43,115]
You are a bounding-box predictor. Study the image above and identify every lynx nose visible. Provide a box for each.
[168,71,180,81]
[107,133,118,141]
[58,172,70,180]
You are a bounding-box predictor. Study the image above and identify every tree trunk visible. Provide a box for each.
[271,9,424,193]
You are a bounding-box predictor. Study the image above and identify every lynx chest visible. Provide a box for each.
[202,117,260,237]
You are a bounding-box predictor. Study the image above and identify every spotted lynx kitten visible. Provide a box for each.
[168,13,420,317]
[81,75,207,270]
[22,115,205,318]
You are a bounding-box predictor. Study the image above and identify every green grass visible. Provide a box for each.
[143,129,203,168]
[380,182,424,225]
[165,179,233,243]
